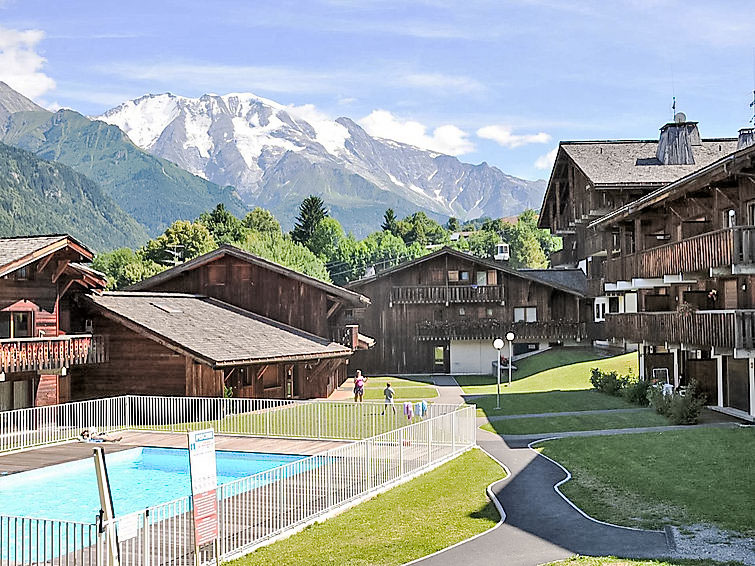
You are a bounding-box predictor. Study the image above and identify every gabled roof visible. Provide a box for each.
[128,245,370,306]
[86,292,351,368]
[560,138,737,187]
[590,141,755,229]
[518,268,587,296]
[0,234,94,278]
[348,247,585,297]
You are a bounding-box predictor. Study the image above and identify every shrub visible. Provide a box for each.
[623,377,652,406]
[668,381,707,425]
[647,384,671,416]
[590,368,628,396]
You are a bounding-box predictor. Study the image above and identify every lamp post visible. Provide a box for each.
[506,331,515,386]
[493,338,504,409]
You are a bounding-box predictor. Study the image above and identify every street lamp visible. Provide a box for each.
[493,338,504,409]
[506,332,515,386]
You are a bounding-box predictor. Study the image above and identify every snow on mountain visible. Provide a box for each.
[97,92,545,232]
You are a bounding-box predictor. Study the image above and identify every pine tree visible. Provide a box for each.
[291,195,328,245]
[381,208,398,234]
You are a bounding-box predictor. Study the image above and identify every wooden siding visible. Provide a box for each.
[604,310,755,349]
[391,285,504,304]
[143,255,332,338]
[350,252,582,374]
[416,320,585,341]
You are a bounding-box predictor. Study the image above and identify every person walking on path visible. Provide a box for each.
[382,382,396,414]
[353,370,367,402]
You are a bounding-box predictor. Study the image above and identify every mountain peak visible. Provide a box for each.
[0,81,47,126]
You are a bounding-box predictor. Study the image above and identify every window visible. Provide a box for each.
[487,271,497,285]
[459,307,466,316]
[476,271,487,286]
[14,266,29,280]
[0,313,9,338]
[448,270,459,282]
[460,271,470,282]
[11,312,32,338]
[514,307,537,322]
[486,307,494,317]
[608,296,620,313]
[726,209,736,228]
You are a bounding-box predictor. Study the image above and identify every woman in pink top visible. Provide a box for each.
[353,370,367,402]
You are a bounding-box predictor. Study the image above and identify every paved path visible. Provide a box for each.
[431,375,465,405]
[415,382,673,566]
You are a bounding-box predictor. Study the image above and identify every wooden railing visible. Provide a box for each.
[603,310,755,349]
[549,248,575,267]
[391,285,503,304]
[0,334,107,373]
[416,319,586,341]
[605,226,755,282]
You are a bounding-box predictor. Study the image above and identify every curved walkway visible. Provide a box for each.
[415,379,673,566]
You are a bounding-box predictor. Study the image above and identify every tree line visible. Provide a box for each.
[92,196,561,289]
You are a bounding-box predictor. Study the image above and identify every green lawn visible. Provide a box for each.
[542,557,745,566]
[457,350,638,418]
[362,376,438,401]
[481,409,669,435]
[539,428,755,535]
[229,448,505,566]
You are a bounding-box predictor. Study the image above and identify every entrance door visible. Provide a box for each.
[433,345,449,373]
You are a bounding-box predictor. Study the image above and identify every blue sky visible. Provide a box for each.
[1,0,754,180]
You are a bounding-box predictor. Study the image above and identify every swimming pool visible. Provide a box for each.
[0,447,306,523]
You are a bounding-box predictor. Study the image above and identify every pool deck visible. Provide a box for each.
[0,431,346,475]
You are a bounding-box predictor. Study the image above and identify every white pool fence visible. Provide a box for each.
[0,395,476,565]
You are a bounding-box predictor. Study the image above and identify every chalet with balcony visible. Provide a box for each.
[346,247,588,374]
[0,235,107,410]
[539,114,755,421]
[74,292,352,400]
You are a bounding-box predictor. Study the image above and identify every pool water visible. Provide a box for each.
[0,447,306,523]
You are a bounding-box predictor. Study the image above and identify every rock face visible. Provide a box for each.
[0,81,46,131]
[99,92,545,233]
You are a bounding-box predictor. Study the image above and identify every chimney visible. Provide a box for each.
[656,112,701,165]
[737,127,755,150]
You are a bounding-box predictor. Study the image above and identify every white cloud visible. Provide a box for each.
[534,147,558,170]
[476,125,551,148]
[0,26,55,100]
[359,109,474,156]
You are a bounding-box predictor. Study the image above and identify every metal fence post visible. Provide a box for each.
[399,428,404,477]
[451,412,456,454]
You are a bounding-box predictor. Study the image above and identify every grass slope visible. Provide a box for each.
[230,448,504,566]
[539,428,755,534]
[362,376,438,401]
[460,349,638,417]
[0,142,148,250]
[481,409,669,435]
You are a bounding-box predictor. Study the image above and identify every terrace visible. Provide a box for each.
[0,395,474,566]
[416,319,586,342]
[390,285,504,304]
[0,334,107,373]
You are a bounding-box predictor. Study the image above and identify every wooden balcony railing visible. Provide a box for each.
[605,226,755,282]
[391,285,504,304]
[603,310,755,349]
[0,334,107,373]
[416,319,586,341]
[549,248,575,267]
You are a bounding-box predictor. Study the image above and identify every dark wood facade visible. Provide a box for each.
[0,236,108,410]
[347,248,587,374]
[538,122,755,420]
[129,245,369,341]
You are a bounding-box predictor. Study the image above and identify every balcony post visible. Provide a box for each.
[638,342,646,380]
[672,347,680,389]
[715,353,724,407]
[749,358,755,418]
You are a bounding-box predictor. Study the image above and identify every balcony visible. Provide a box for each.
[604,310,755,349]
[416,318,586,342]
[549,248,576,267]
[605,226,755,282]
[0,334,107,373]
[391,285,503,305]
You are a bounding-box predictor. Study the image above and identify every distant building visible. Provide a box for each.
[347,247,588,374]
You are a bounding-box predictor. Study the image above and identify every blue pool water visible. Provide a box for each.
[0,447,306,523]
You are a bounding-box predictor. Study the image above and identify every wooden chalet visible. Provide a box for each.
[128,245,371,347]
[346,247,588,374]
[74,292,352,399]
[0,235,107,410]
[539,117,755,421]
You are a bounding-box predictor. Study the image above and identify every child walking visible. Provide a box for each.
[381,382,396,414]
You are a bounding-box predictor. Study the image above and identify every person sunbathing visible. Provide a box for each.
[80,429,122,443]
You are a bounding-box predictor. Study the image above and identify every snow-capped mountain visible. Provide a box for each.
[98,92,545,232]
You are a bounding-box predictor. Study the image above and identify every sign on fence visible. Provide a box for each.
[188,429,219,548]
